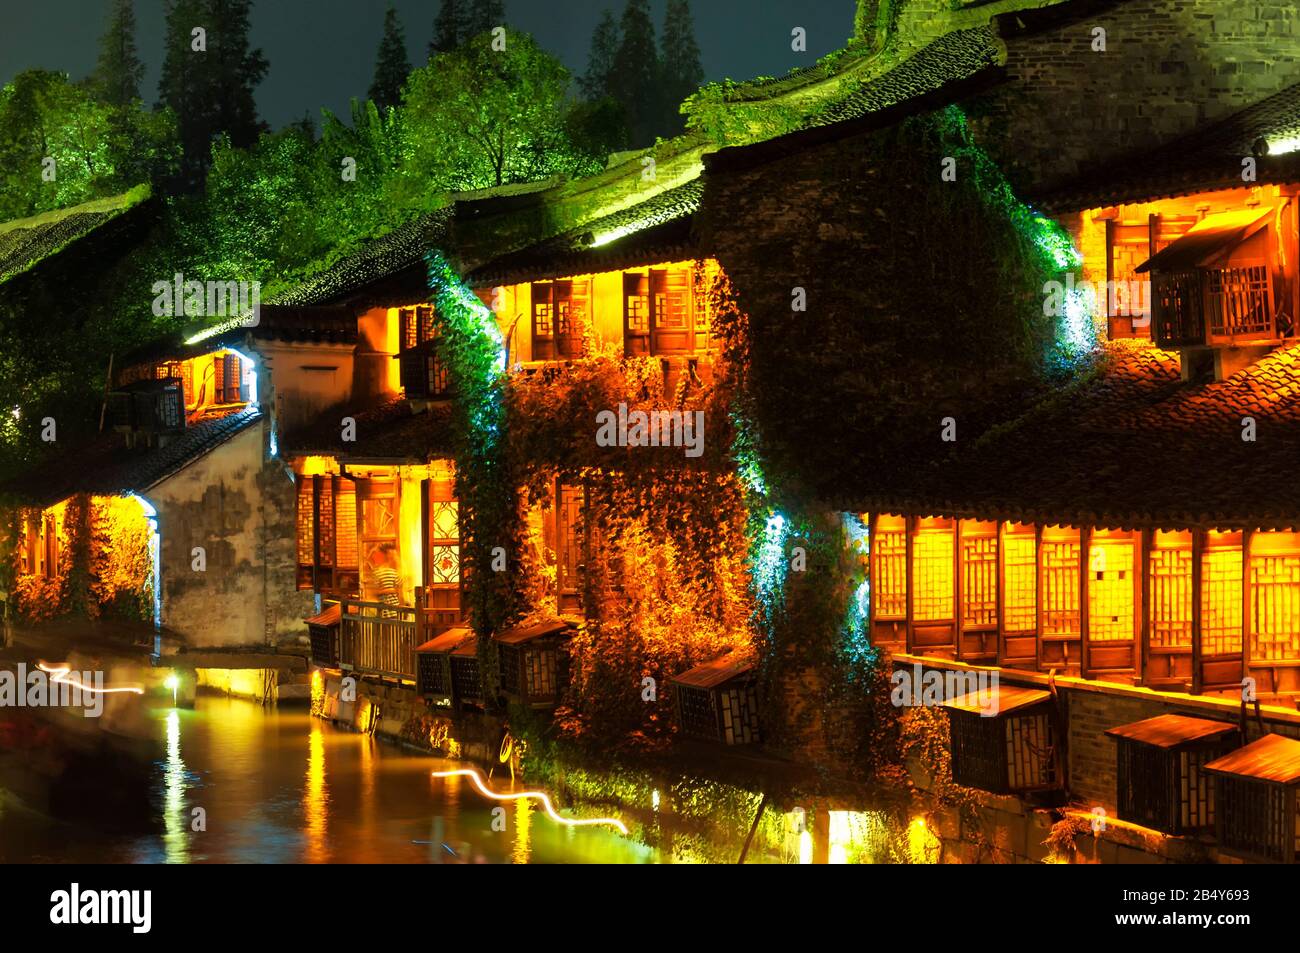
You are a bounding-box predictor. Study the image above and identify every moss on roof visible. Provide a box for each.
[0,185,151,285]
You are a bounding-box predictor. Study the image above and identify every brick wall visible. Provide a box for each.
[971,0,1300,191]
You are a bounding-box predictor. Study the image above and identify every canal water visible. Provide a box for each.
[0,696,675,864]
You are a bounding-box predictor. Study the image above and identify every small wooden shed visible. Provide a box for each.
[305,602,341,668]
[941,685,1058,795]
[415,625,479,708]
[493,618,575,708]
[670,652,760,745]
[1203,733,1300,862]
[1105,713,1238,835]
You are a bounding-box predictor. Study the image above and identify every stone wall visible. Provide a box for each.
[969,0,1300,191]
[150,419,313,648]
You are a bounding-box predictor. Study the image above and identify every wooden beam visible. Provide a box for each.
[1191,529,1204,694]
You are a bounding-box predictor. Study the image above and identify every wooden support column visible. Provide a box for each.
[1242,528,1254,697]
[867,512,879,644]
[1034,523,1043,672]
[905,515,915,653]
[1140,528,1153,685]
[1080,525,1091,678]
[1191,529,1204,695]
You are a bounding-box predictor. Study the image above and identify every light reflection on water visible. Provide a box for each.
[0,696,663,864]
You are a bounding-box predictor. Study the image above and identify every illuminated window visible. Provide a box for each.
[1249,534,1300,663]
[533,280,588,360]
[961,524,997,628]
[874,521,907,620]
[1002,528,1036,633]
[1150,535,1193,648]
[296,474,360,594]
[1202,543,1243,656]
[1041,536,1080,637]
[1088,538,1134,642]
[912,524,954,623]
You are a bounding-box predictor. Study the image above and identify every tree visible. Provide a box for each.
[660,0,702,136]
[430,0,466,56]
[91,0,145,107]
[369,6,410,111]
[611,0,661,146]
[158,0,267,190]
[403,29,574,188]
[579,9,619,101]
[463,0,506,38]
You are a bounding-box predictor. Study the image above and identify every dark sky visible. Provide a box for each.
[1,0,856,130]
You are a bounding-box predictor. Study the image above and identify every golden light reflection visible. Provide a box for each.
[162,709,189,863]
[304,720,328,863]
[512,795,532,864]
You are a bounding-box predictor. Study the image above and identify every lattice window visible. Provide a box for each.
[335,479,358,569]
[874,528,906,619]
[1003,533,1036,632]
[962,534,997,627]
[1007,713,1056,790]
[1250,554,1300,663]
[652,268,690,329]
[523,647,558,698]
[533,296,554,338]
[912,530,954,622]
[296,479,315,567]
[625,277,649,334]
[430,501,458,542]
[1202,547,1243,656]
[1089,542,1133,642]
[1041,540,1080,636]
[317,477,336,567]
[429,546,460,585]
[1207,263,1272,337]
[1150,547,1193,648]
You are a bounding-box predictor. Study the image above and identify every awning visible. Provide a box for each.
[669,651,756,690]
[941,684,1050,717]
[415,625,474,655]
[304,603,341,627]
[1105,713,1237,749]
[1135,206,1272,273]
[1203,733,1300,785]
[493,618,575,646]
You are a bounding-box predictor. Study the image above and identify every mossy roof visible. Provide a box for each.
[0,186,151,286]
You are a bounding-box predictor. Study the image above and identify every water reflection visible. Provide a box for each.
[303,720,327,863]
[162,709,189,863]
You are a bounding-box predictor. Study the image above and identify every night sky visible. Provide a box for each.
[1,0,856,130]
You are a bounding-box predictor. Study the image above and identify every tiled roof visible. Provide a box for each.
[1,407,262,507]
[282,396,455,461]
[265,210,452,308]
[1037,81,1300,210]
[805,27,1003,130]
[465,180,703,287]
[870,339,1300,530]
[0,189,151,286]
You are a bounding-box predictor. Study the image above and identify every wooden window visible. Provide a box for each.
[624,273,650,356]
[533,281,587,360]
[961,523,997,628]
[1150,533,1193,649]
[1249,533,1300,664]
[873,518,907,620]
[555,482,584,612]
[1202,541,1244,656]
[911,523,954,623]
[1207,264,1272,337]
[1088,537,1134,642]
[41,513,57,577]
[296,475,360,594]
[1040,533,1080,637]
[1002,528,1037,633]
[360,479,400,603]
[399,306,450,398]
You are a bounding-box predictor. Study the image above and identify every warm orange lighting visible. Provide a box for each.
[912,525,954,622]
[430,767,629,835]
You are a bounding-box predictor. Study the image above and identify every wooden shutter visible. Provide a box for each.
[296,477,316,589]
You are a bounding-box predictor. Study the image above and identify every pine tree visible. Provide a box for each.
[611,0,661,146]
[430,0,466,56]
[158,0,267,189]
[463,0,506,38]
[91,0,145,106]
[659,0,702,135]
[369,6,410,110]
[579,9,619,102]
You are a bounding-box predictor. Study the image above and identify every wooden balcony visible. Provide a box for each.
[1152,264,1279,349]
[335,587,464,682]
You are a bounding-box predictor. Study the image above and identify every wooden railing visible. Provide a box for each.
[339,598,419,680]
[1154,265,1277,348]
[337,587,464,681]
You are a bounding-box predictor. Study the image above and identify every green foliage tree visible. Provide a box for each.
[611,0,661,146]
[369,6,411,112]
[91,0,146,107]
[659,0,703,136]
[405,29,573,187]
